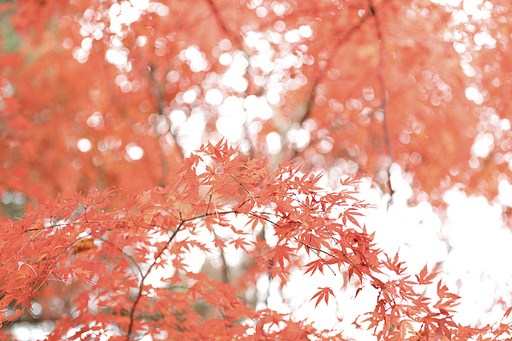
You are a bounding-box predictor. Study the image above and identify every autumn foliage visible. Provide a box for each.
[0,141,493,340]
[2,142,368,339]
[1,0,512,339]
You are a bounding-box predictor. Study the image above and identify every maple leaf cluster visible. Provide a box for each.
[0,141,509,340]
[0,141,367,339]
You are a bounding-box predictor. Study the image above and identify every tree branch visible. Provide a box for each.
[205,0,242,48]
[297,12,374,126]
[148,64,185,179]
[206,0,258,159]
[102,62,162,187]
[286,11,374,164]
[369,0,395,201]
[126,219,184,339]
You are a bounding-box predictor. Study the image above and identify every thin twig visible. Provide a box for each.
[100,239,144,279]
[23,219,125,232]
[231,176,256,202]
[296,239,337,275]
[0,229,44,267]
[126,218,184,339]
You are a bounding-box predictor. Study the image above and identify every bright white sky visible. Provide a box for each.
[286,173,512,340]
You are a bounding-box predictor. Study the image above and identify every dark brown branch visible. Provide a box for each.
[369,0,394,201]
[126,219,184,339]
[296,12,374,127]
[102,63,161,187]
[148,65,185,179]
[205,0,242,48]
[206,0,258,159]
[287,12,375,163]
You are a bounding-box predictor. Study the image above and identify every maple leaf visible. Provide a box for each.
[271,245,294,269]
[231,237,250,251]
[136,190,152,207]
[213,238,226,250]
[310,287,335,308]
[72,267,94,286]
[304,259,325,275]
[415,264,439,285]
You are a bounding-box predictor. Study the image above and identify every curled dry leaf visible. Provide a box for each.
[72,238,96,255]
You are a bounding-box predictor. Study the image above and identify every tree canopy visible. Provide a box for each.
[1,0,512,339]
